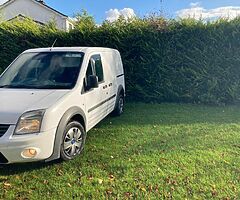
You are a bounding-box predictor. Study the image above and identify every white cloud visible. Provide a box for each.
[177,2,240,20]
[106,8,136,22]
[0,0,7,5]
[190,2,201,8]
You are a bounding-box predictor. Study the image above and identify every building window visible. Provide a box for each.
[68,23,73,30]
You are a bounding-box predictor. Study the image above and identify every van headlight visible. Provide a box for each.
[14,110,45,135]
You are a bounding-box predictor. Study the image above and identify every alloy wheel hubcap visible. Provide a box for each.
[64,127,83,157]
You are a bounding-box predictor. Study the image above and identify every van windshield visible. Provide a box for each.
[0,52,84,89]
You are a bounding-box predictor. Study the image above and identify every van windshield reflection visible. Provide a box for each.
[0,52,84,89]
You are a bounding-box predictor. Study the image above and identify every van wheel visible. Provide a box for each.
[113,94,124,116]
[60,121,86,161]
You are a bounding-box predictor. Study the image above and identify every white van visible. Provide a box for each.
[0,47,125,164]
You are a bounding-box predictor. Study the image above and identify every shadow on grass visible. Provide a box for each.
[0,159,61,176]
[97,103,240,127]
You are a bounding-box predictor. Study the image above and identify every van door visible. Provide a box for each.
[101,52,117,113]
[82,54,108,130]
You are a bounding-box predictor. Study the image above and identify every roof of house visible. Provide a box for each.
[0,0,68,18]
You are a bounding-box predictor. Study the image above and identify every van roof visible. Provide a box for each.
[24,47,118,53]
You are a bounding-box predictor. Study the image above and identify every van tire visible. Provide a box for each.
[60,121,86,161]
[113,94,124,116]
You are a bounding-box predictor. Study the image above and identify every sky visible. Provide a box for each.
[0,0,240,22]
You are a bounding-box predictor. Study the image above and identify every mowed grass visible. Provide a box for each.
[0,103,240,199]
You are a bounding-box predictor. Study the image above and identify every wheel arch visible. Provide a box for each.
[114,85,125,109]
[45,106,86,162]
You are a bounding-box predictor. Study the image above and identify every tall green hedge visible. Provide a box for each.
[1,17,240,105]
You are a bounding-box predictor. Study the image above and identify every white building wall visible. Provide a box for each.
[0,0,68,31]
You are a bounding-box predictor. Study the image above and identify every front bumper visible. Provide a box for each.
[0,125,56,164]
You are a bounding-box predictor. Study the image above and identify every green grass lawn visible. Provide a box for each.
[0,103,240,199]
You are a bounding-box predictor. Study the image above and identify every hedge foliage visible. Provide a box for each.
[1,16,240,105]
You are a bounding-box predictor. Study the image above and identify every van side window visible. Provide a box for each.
[84,60,94,92]
[86,60,94,77]
[92,55,104,83]
[83,54,104,92]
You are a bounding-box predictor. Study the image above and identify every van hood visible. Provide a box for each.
[0,89,69,124]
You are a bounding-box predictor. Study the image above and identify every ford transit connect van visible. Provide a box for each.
[0,47,125,164]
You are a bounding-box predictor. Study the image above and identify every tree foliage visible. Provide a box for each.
[1,15,240,105]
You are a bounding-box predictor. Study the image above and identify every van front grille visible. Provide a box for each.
[0,125,10,138]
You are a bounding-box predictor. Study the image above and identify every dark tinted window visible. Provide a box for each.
[0,52,84,89]
[83,54,104,92]
[83,60,93,91]
[86,60,94,77]
[92,55,104,82]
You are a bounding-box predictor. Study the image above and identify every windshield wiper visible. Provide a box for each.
[0,84,71,89]
[0,84,37,89]
[0,85,12,88]
[33,85,72,89]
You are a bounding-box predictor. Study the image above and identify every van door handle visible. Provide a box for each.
[103,85,108,89]
[109,83,113,87]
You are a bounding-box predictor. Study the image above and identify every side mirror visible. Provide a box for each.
[87,75,99,89]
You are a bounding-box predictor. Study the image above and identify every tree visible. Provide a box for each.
[74,10,96,31]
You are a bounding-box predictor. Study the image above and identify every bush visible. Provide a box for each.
[1,16,240,105]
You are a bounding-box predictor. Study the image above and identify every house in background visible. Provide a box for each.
[0,0,74,31]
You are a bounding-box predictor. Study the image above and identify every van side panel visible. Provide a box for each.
[103,50,125,113]
[101,51,117,113]
[115,50,125,94]
[114,51,124,77]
